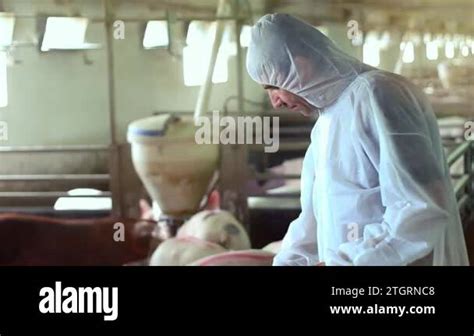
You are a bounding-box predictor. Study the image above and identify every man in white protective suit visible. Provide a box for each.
[246,13,469,266]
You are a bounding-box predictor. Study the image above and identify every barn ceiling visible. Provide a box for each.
[2,0,473,33]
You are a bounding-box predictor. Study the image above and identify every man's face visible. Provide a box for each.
[264,85,314,116]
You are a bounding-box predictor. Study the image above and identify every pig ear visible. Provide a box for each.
[139,199,153,220]
[206,190,220,210]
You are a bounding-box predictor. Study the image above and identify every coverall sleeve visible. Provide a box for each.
[332,79,453,266]
[273,144,319,266]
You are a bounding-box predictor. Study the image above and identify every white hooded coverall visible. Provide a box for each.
[246,14,469,266]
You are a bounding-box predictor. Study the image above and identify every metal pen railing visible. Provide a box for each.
[447,141,473,214]
[0,145,112,211]
[249,140,474,214]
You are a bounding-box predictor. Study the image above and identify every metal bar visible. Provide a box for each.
[153,110,303,117]
[463,141,472,200]
[11,14,250,22]
[95,15,251,22]
[458,194,469,212]
[247,196,301,210]
[249,192,300,198]
[447,141,470,167]
[193,0,229,121]
[331,0,474,10]
[254,173,301,180]
[235,12,244,116]
[216,1,249,228]
[104,0,117,147]
[249,142,310,151]
[0,145,109,153]
[0,191,111,198]
[0,206,111,214]
[233,0,249,228]
[103,0,122,217]
[277,127,314,134]
[453,175,470,199]
[0,174,110,182]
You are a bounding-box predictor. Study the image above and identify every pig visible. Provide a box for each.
[176,209,251,251]
[262,240,283,254]
[149,236,227,266]
[188,249,275,266]
[0,213,156,266]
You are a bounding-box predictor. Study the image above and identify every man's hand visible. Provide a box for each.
[315,261,325,266]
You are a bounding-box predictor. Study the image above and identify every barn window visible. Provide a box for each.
[143,20,169,49]
[401,41,415,63]
[0,13,15,47]
[239,25,252,47]
[0,52,7,108]
[445,40,455,59]
[363,32,381,67]
[41,17,99,51]
[183,21,229,86]
[0,13,14,108]
[426,41,439,60]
